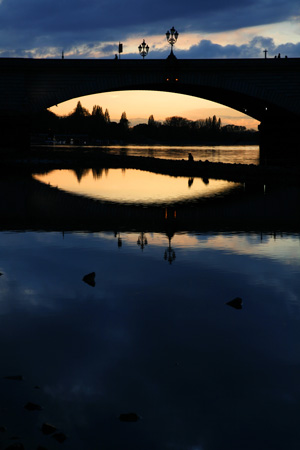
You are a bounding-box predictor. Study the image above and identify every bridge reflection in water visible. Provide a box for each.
[33,168,241,205]
[1,167,300,450]
[1,168,299,236]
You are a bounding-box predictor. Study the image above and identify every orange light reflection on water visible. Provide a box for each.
[33,169,241,204]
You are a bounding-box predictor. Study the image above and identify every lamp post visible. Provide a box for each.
[138,39,149,59]
[166,26,179,56]
[137,232,148,250]
[164,232,176,264]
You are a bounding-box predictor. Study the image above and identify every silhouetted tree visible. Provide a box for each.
[92,105,104,118]
[164,116,192,128]
[90,105,106,138]
[119,111,129,129]
[31,109,59,135]
[30,106,257,145]
[222,124,246,132]
[148,114,155,126]
[71,101,90,117]
[205,115,221,131]
[104,108,110,123]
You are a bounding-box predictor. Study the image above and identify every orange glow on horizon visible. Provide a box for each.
[49,90,259,129]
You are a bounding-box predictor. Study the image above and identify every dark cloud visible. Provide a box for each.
[0,0,299,56]
[182,37,300,59]
[121,37,299,60]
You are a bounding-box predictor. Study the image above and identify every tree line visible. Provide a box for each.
[31,101,258,145]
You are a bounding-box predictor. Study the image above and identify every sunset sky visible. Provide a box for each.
[1,0,299,127]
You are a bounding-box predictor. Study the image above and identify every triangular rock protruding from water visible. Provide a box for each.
[82,272,96,287]
[226,297,243,309]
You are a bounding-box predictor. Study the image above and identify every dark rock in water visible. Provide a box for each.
[52,432,67,443]
[0,425,7,432]
[4,375,23,381]
[4,443,24,450]
[119,412,140,422]
[82,272,96,287]
[41,423,57,435]
[24,402,42,411]
[226,297,243,309]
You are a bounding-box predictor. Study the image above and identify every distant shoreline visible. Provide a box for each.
[1,146,299,186]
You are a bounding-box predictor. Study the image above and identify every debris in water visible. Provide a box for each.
[119,412,140,422]
[41,423,57,435]
[4,375,23,381]
[226,297,243,309]
[82,272,96,287]
[52,432,67,443]
[24,402,42,411]
[4,443,24,450]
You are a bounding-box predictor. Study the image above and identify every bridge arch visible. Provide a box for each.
[50,88,259,130]
[23,58,299,124]
[0,57,300,149]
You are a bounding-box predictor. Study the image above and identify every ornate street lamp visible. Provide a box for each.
[115,231,122,247]
[164,232,176,264]
[137,232,148,250]
[166,26,179,56]
[138,39,149,59]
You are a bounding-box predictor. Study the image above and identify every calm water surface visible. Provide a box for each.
[53,144,260,165]
[0,230,300,450]
[105,144,260,165]
[1,151,300,449]
[34,168,241,204]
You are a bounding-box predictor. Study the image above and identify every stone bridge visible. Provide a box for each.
[0,57,300,149]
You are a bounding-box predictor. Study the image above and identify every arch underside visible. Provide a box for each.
[42,81,294,125]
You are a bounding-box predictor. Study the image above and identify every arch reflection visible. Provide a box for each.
[33,168,240,205]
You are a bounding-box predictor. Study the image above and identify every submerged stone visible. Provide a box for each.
[52,432,67,443]
[4,375,23,381]
[41,423,57,435]
[226,297,243,309]
[82,272,96,287]
[4,444,24,450]
[24,402,42,411]
[119,412,140,422]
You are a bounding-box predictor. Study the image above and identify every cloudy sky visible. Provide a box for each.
[1,0,299,126]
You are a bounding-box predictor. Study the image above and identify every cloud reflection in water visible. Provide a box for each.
[0,230,299,449]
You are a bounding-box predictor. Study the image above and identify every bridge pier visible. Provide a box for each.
[259,118,300,166]
[0,114,31,153]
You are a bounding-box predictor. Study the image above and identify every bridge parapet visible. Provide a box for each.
[0,57,300,149]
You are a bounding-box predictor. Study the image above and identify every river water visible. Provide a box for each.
[99,144,260,165]
[1,145,300,450]
[58,143,259,165]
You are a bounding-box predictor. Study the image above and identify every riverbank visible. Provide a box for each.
[1,146,300,186]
